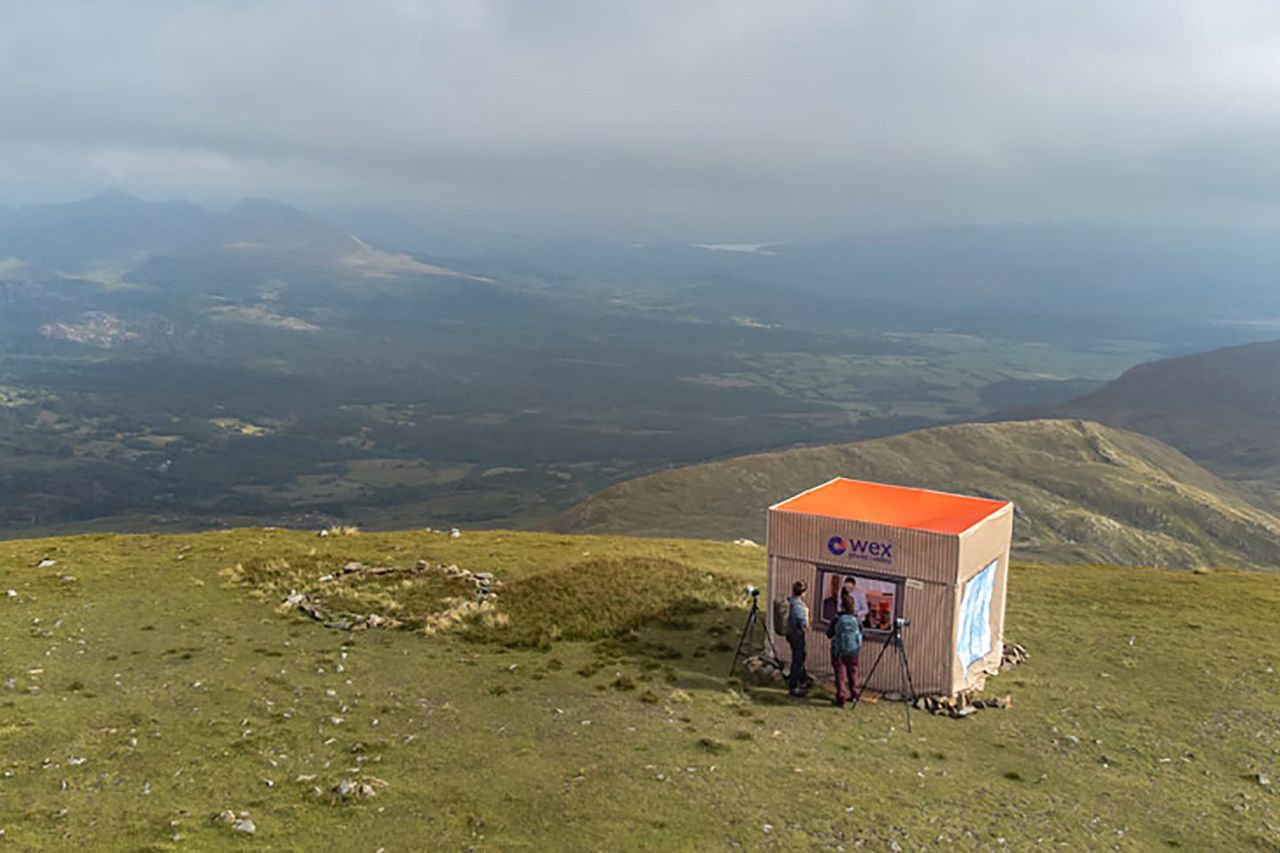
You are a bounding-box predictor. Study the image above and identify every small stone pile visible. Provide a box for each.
[914,691,1012,718]
[420,563,504,635]
[282,590,404,632]
[420,560,502,602]
[1001,642,1029,670]
[281,559,502,633]
[212,809,255,835]
[740,655,786,686]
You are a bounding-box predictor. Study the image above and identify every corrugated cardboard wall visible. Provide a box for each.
[767,508,963,695]
[952,506,1015,693]
[767,508,961,585]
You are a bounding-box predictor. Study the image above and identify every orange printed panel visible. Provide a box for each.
[772,478,1008,535]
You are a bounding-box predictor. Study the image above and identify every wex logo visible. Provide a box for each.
[827,536,894,564]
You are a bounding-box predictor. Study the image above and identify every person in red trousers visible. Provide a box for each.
[826,592,864,707]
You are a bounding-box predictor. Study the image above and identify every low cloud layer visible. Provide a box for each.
[4,1,1280,237]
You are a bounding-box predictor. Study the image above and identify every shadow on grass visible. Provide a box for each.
[585,602,838,709]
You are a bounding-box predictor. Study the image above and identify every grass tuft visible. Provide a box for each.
[464,557,738,647]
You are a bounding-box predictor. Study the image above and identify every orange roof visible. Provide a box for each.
[772,478,1009,535]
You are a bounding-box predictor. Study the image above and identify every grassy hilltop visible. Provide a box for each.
[0,527,1277,850]
[552,419,1280,570]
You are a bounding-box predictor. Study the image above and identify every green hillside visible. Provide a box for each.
[0,528,1277,850]
[1052,338,1280,500]
[551,419,1280,570]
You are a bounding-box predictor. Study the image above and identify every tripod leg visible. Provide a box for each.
[894,636,913,732]
[729,603,759,676]
[899,636,919,704]
[850,634,893,708]
[763,622,780,665]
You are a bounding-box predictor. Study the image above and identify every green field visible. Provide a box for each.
[0,241,1167,538]
[1,528,1277,850]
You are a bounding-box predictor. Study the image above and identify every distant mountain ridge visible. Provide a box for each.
[0,190,215,268]
[0,191,472,279]
[550,419,1280,570]
[1050,338,1280,495]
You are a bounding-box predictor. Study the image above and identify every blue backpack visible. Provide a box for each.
[830,614,864,657]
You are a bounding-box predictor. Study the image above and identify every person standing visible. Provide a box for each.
[786,580,810,696]
[842,577,869,625]
[825,591,864,707]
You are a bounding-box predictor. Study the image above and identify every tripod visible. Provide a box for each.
[729,592,780,684]
[851,619,918,732]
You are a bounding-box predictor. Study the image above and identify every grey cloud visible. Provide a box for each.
[4,0,1280,237]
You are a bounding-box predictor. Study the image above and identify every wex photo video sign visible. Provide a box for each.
[826,535,894,565]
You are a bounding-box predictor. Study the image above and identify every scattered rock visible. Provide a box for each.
[450,528,461,538]
[332,778,378,799]
[733,538,760,548]
[37,559,56,568]
[1001,642,1030,670]
[232,818,256,835]
[914,690,1012,718]
[213,810,237,824]
[1258,773,1272,787]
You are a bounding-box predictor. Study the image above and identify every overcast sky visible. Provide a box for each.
[4,1,1280,238]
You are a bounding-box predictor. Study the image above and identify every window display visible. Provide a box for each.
[816,567,899,633]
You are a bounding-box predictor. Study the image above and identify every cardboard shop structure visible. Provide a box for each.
[767,478,1014,697]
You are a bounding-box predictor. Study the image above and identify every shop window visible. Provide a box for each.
[815,567,899,633]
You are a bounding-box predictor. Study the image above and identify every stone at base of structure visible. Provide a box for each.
[740,655,786,686]
[913,690,1012,718]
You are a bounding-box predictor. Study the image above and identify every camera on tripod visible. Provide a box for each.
[896,616,910,628]
[744,585,760,598]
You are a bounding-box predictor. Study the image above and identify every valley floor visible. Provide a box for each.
[0,529,1277,850]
